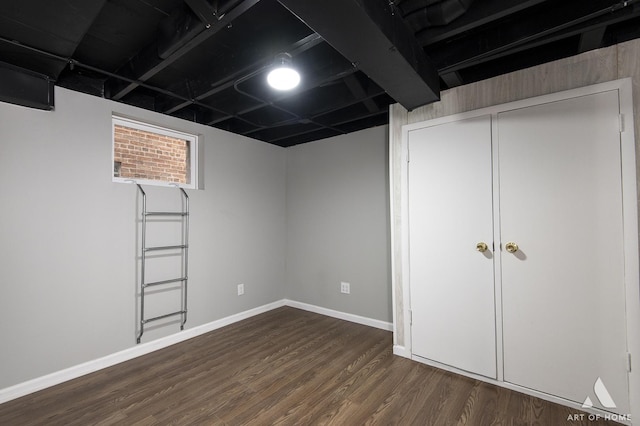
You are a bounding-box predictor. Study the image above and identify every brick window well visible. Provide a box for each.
[112,116,197,187]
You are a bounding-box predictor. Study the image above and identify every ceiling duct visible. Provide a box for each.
[400,0,475,30]
[0,61,54,110]
[426,0,475,25]
[279,0,440,110]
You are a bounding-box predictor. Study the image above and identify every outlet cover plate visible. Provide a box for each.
[238,283,245,296]
[340,281,350,294]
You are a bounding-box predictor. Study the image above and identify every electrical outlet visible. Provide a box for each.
[237,283,245,296]
[340,281,350,294]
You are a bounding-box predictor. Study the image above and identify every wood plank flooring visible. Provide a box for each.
[0,307,615,425]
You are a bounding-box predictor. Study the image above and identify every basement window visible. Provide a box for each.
[112,116,198,188]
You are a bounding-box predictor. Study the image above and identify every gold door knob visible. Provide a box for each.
[505,242,519,253]
[476,242,488,253]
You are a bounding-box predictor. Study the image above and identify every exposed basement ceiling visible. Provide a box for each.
[1,0,639,146]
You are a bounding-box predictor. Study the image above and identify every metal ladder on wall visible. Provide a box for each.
[136,184,189,344]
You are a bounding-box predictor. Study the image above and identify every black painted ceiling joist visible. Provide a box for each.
[416,0,550,46]
[431,0,640,73]
[441,71,463,89]
[3,0,640,146]
[159,32,324,116]
[184,0,219,28]
[401,0,475,29]
[0,0,108,78]
[278,0,440,110]
[105,0,261,101]
[343,74,379,113]
[579,26,608,52]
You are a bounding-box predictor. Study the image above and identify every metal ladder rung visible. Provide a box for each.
[144,244,187,252]
[145,211,189,216]
[142,310,186,324]
[136,184,189,344]
[143,277,187,288]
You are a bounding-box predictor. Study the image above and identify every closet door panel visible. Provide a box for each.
[409,115,496,378]
[499,90,629,413]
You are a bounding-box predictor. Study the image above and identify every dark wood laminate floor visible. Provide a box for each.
[0,307,614,425]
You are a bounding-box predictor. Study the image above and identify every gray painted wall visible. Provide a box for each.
[285,126,391,322]
[0,87,391,390]
[0,87,287,389]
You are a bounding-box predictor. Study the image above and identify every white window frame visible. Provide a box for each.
[112,115,198,189]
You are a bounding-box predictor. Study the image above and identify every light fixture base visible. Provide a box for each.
[267,53,300,91]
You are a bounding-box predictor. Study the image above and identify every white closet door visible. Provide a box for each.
[499,90,630,414]
[409,115,496,378]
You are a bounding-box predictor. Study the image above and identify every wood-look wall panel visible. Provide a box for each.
[408,45,618,125]
[389,103,408,350]
[618,39,640,224]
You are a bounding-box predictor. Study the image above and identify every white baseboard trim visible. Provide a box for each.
[0,299,392,404]
[393,345,411,358]
[0,299,286,405]
[283,299,393,331]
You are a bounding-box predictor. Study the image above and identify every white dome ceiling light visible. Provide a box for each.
[267,53,300,91]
